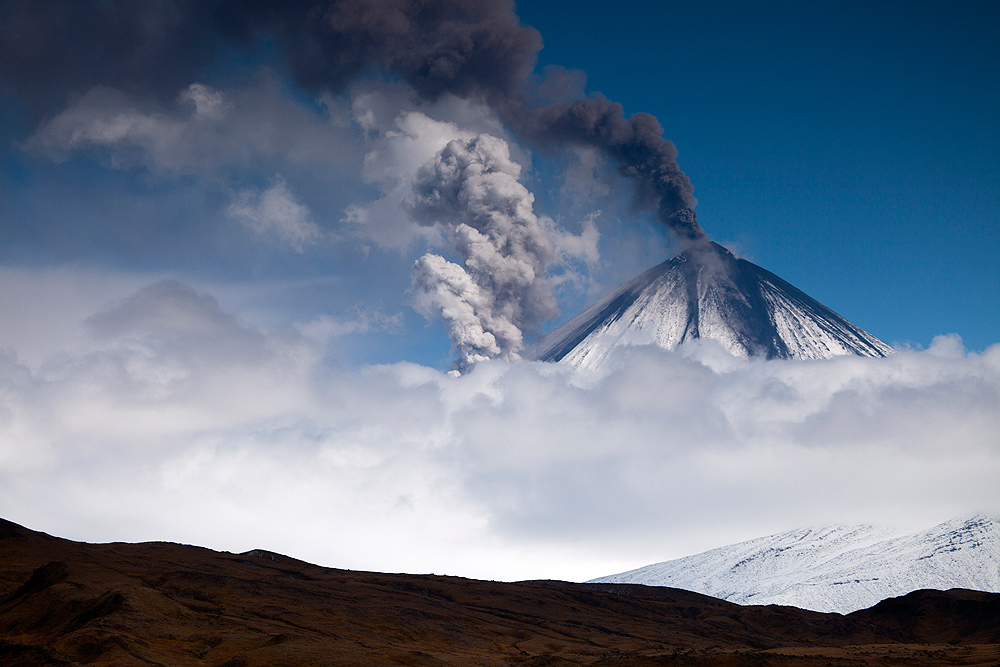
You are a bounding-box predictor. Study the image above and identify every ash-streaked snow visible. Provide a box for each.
[590,515,1000,614]
[526,242,892,369]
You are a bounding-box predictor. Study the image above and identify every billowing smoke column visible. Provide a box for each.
[2,0,707,366]
[410,135,558,372]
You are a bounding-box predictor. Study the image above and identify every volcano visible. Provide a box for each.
[526,241,892,368]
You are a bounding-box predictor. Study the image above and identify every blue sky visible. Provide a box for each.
[0,1,997,579]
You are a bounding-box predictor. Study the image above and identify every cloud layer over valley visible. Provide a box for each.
[1,276,996,580]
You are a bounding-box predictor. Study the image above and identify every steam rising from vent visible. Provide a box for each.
[410,135,559,372]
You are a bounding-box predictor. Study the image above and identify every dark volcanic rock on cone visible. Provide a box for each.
[527,241,892,368]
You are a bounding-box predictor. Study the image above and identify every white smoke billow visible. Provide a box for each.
[409,135,562,372]
[412,253,519,370]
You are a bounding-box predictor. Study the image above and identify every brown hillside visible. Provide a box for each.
[1,518,998,666]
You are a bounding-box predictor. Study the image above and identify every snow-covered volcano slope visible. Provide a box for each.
[526,241,892,368]
[590,516,1000,614]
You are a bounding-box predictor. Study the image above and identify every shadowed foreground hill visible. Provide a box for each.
[1,519,998,666]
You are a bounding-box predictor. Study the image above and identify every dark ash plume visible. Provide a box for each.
[518,96,704,247]
[211,0,542,104]
[0,0,219,107]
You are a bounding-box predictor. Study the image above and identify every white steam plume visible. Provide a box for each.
[409,135,560,372]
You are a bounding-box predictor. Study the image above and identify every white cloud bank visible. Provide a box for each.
[0,278,997,582]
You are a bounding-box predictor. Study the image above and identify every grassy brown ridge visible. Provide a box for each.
[1,518,998,666]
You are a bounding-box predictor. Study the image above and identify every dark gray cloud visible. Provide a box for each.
[0,0,540,108]
[213,0,542,103]
[4,0,701,246]
[0,0,541,104]
[0,0,219,109]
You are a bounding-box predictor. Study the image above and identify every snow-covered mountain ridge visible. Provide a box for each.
[589,515,1000,614]
[526,241,892,369]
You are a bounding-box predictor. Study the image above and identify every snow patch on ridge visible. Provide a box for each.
[590,515,1000,614]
